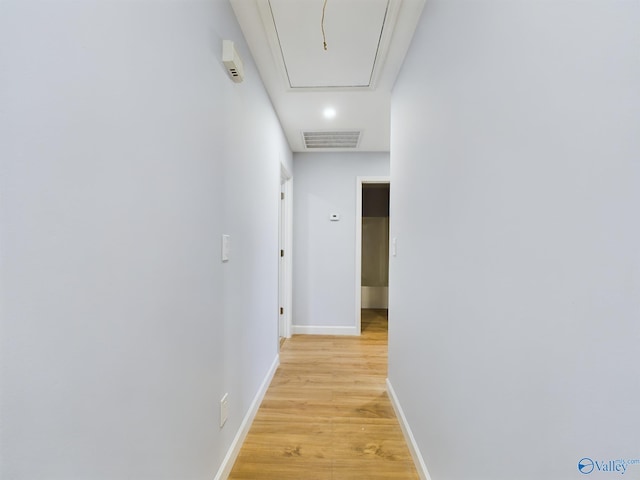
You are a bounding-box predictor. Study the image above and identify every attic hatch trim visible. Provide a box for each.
[264,0,400,91]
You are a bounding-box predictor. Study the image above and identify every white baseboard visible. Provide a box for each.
[291,325,359,336]
[214,355,280,480]
[386,378,432,480]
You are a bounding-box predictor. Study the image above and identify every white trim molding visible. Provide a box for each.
[290,325,359,336]
[386,378,433,480]
[214,355,280,480]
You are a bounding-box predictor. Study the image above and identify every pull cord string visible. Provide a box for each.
[321,0,328,50]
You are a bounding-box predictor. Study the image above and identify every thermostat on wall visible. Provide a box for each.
[330,213,340,221]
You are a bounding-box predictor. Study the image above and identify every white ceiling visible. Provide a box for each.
[230,0,426,153]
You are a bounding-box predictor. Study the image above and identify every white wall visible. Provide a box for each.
[389,2,640,480]
[293,152,389,333]
[0,1,291,478]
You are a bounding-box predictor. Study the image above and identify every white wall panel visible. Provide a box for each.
[293,153,389,329]
[389,2,640,479]
[0,1,290,478]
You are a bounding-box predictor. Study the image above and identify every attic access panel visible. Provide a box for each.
[268,0,390,88]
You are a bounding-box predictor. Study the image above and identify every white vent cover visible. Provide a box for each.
[222,40,244,83]
[303,131,361,149]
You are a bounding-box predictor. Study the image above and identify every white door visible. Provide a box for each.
[278,166,293,345]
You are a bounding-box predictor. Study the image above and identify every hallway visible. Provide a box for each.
[229,309,418,479]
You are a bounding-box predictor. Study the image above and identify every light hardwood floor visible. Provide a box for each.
[228,309,419,479]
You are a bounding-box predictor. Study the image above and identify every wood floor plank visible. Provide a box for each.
[228,309,419,479]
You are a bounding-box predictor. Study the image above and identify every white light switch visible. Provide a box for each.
[222,235,230,262]
[220,393,229,427]
[392,237,397,257]
[330,213,340,221]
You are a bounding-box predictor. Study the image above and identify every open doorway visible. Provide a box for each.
[355,177,390,334]
[278,165,293,349]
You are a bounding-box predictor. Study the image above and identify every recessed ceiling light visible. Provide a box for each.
[323,107,337,119]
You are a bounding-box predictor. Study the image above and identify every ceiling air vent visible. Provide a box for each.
[303,131,361,149]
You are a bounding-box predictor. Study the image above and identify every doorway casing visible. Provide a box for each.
[355,176,390,334]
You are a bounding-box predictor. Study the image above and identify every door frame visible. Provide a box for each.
[355,176,390,334]
[279,165,293,341]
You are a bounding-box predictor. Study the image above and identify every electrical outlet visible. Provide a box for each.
[220,393,229,427]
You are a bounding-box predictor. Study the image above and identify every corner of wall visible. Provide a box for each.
[386,378,432,480]
[214,355,280,480]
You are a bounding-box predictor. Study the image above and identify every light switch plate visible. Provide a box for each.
[222,235,230,262]
[220,393,229,427]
